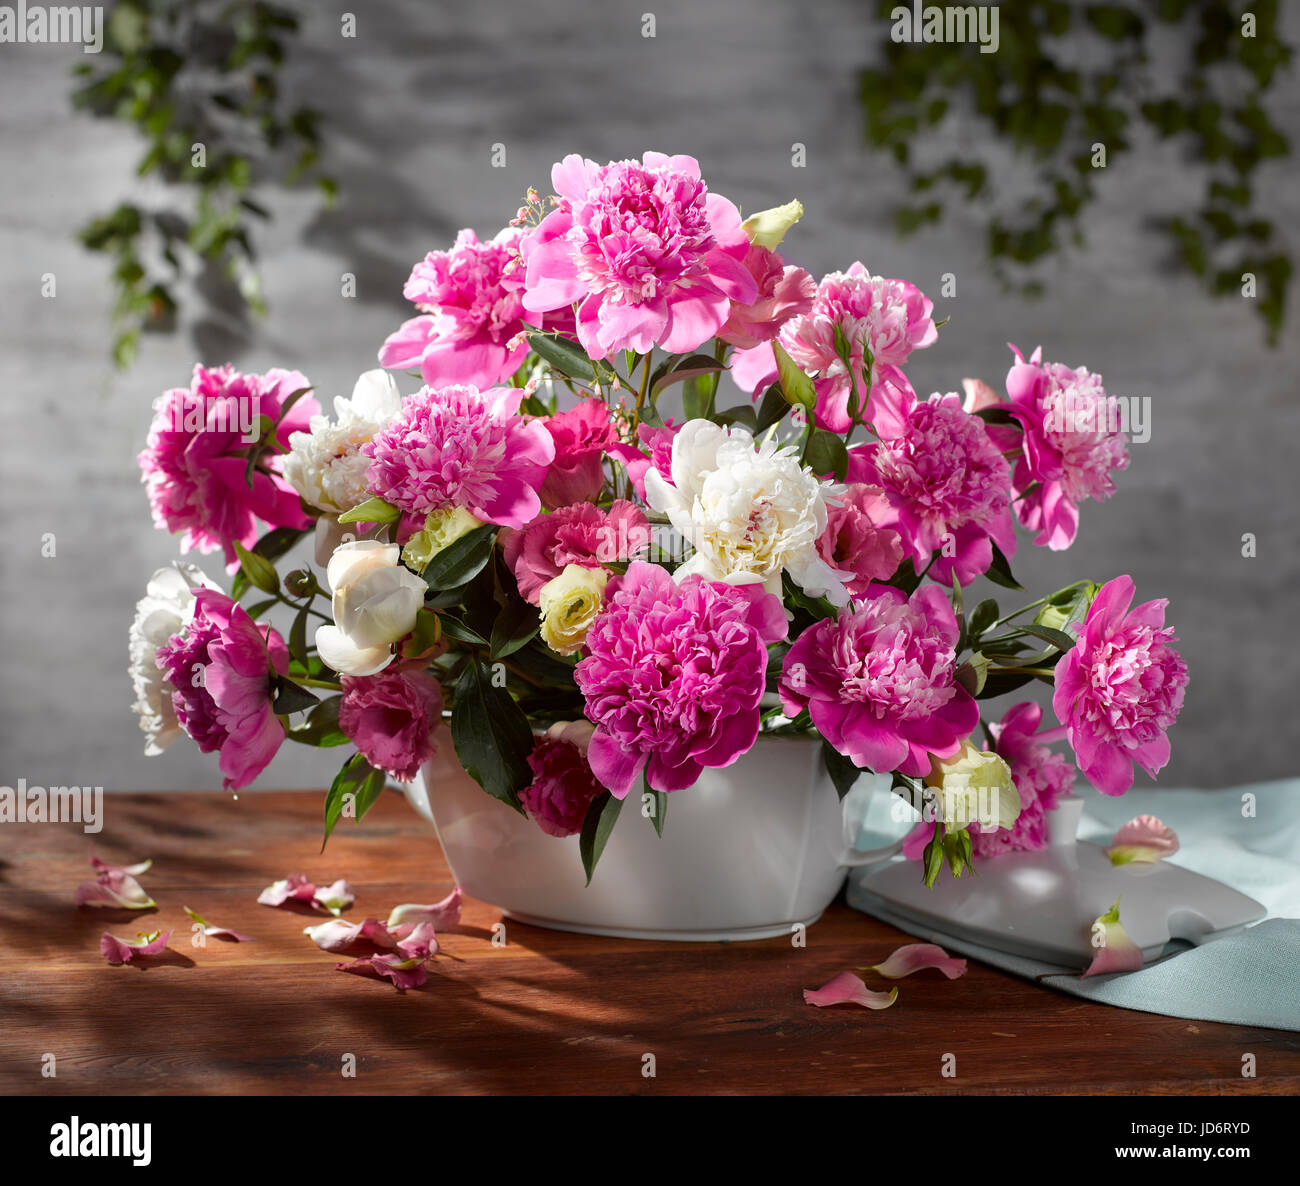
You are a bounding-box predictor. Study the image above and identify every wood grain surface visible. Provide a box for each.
[1,790,1296,1096]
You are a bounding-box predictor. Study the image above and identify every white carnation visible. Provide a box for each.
[283,369,404,513]
[644,419,850,605]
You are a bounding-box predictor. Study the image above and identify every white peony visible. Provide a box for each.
[283,369,404,514]
[315,540,426,676]
[128,562,220,754]
[644,419,851,605]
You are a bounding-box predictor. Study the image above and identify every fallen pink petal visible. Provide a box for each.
[183,906,255,942]
[386,885,462,930]
[312,879,356,916]
[393,921,439,961]
[89,849,153,877]
[257,874,355,915]
[866,943,968,980]
[337,953,429,990]
[1082,898,1145,978]
[100,929,173,965]
[74,869,157,911]
[803,971,899,1010]
[1108,815,1180,866]
[304,916,398,954]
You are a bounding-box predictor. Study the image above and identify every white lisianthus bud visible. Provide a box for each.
[740,199,804,249]
[538,564,608,656]
[923,739,1020,833]
[315,540,425,676]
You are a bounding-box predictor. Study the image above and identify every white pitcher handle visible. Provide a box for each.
[840,837,905,868]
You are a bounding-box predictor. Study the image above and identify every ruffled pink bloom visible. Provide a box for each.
[846,374,1016,587]
[339,667,442,783]
[1053,576,1188,796]
[154,589,288,791]
[1108,814,1180,865]
[716,244,816,350]
[607,421,680,500]
[780,584,977,778]
[519,721,605,837]
[501,499,650,604]
[575,561,787,795]
[139,364,318,567]
[521,152,757,359]
[1005,345,1130,550]
[361,384,555,529]
[815,483,904,597]
[729,262,937,431]
[539,399,616,507]
[379,227,533,389]
[803,971,898,1010]
[100,929,172,965]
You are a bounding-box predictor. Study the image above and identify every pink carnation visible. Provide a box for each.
[847,373,1016,587]
[521,152,757,359]
[139,364,318,567]
[716,244,816,350]
[539,399,617,508]
[1053,575,1188,796]
[339,667,442,783]
[815,484,904,597]
[779,584,977,778]
[379,227,532,389]
[361,383,554,529]
[519,721,605,836]
[154,589,288,790]
[729,262,937,431]
[607,421,679,500]
[1005,344,1131,550]
[502,500,651,605]
[575,562,787,796]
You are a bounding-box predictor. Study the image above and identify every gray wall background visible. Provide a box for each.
[1,0,1296,791]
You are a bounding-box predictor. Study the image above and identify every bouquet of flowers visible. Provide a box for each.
[130,150,1188,885]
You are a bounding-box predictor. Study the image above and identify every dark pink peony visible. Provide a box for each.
[154,589,288,790]
[779,584,977,777]
[815,484,905,597]
[139,364,319,567]
[539,399,617,508]
[519,721,606,836]
[716,244,816,350]
[502,500,650,605]
[575,562,787,796]
[1053,575,1188,796]
[339,667,443,783]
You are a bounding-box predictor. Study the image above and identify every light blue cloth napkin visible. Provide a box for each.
[845,779,1300,1031]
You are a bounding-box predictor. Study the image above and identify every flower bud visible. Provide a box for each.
[538,564,608,656]
[740,199,804,249]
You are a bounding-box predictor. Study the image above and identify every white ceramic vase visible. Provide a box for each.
[403,732,896,942]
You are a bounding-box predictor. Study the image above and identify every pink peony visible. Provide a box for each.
[519,721,606,836]
[846,373,1016,587]
[779,584,977,778]
[1053,575,1188,796]
[502,500,650,604]
[154,589,288,790]
[339,667,443,783]
[539,399,617,507]
[607,420,680,500]
[521,152,757,359]
[575,561,787,795]
[815,484,905,597]
[379,227,541,390]
[716,244,816,350]
[139,364,319,567]
[361,383,554,529]
[729,262,937,431]
[1005,344,1131,550]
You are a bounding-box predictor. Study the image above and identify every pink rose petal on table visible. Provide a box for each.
[386,885,463,930]
[257,875,355,915]
[74,870,156,910]
[392,921,439,961]
[803,971,899,1010]
[1082,898,1145,977]
[89,850,153,877]
[1108,815,1180,865]
[866,943,967,980]
[312,879,356,916]
[100,929,173,965]
[337,953,429,990]
[304,917,398,954]
[183,906,254,942]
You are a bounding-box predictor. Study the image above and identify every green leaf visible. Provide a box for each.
[490,596,540,660]
[423,525,495,591]
[975,670,1036,699]
[772,341,817,411]
[646,782,668,838]
[755,384,791,433]
[954,652,988,696]
[272,676,319,716]
[253,526,308,564]
[712,405,758,431]
[579,791,625,885]
[968,598,1000,640]
[526,330,613,386]
[821,740,863,800]
[288,604,310,667]
[983,541,1024,591]
[286,695,348,746]
[450,661,533,810]
[1010,623,1078,651]
[337,495,400,525]
[323,753,385,847]
[974,406,1018,426]
[233,540,279,595]
[804,429,849,481]
[653,354,725,402]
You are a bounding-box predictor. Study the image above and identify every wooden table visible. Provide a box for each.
[2,790,1296,1096]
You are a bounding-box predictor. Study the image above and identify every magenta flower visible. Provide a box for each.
[139,364,319,567]
[1053,575,1188,796]
[1005,345,1130,550]
[607,421,680,500]
[154,589,289,790]
[815,483,904,597]
[502,499,650,604]
[519,721,606,836]
[539,399,616,508]
[716,244,816,350]
[729,262,937,431]
[779,584,977,777]
[521,152,757,359]
[379,227,534,389]
[847,374,1016,587]
[361,383,554,529]
[339,667,443,783]
[575,561,787,795]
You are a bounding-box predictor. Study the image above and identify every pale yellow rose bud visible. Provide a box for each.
[538,564,608,656]
[401,505,482,573]
[740,199,804,249]
[923,739,1020,833]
